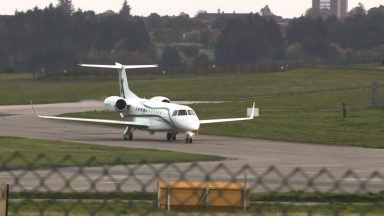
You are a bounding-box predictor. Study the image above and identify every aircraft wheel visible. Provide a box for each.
[166,132,172,141]
[128,132,133,141]
[185,138,192,144]
[124,132,133,141]
[123,134,129,141]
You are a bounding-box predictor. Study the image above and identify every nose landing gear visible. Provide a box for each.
[185,131,197,144]
[185,137,193,144]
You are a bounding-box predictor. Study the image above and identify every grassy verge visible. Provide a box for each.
[0,137,223,170]
[9,191,384,215]
[10,191,384,203]
[192,102,384,148]
[8,200,384,215]
[1,68,384,105]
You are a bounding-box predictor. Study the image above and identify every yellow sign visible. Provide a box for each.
[0,183,7,216]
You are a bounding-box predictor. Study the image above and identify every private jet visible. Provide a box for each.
[32,63,256,143]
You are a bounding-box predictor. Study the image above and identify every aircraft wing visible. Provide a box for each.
[199,102,256,125]
[31,103,148,128]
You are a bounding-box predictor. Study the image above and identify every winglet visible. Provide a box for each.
[250,102,256,119]
[30,100,39,117]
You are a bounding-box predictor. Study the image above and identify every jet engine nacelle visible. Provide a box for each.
[104,96,128,112]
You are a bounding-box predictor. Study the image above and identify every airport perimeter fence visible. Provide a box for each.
[1,152,384,215]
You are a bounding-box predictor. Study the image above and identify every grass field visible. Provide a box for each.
[1,68,384,105]
[0,137,222,170]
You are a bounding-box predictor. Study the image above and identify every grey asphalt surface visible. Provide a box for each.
[0,101,383,192]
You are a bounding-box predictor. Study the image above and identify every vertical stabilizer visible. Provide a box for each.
[79,63,158,100]
[115,63,138,99]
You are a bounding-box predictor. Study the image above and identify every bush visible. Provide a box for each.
[160,46,184,67]
[181,46,200,58]
[192,54,212,67]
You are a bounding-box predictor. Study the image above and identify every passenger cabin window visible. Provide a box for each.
[188,110,196,116]
[177,110,188,116]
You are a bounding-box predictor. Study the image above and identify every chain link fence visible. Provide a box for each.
[1,152,384,215]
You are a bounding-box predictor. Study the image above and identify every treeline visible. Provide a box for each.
[0,1,154,73]
[215,5,384,66]
[0,1,383,73]
[285,6,384,64]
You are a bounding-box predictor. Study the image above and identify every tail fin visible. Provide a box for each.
[79,63,158,99]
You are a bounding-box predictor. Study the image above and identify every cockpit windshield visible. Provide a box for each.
[172,110,197,116]
[178,110,188,116]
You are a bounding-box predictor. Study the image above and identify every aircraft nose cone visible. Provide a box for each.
[189,120,200,131]
[173,117,200,132]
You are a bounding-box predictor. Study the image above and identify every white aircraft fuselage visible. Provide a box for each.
[106,96,200,133]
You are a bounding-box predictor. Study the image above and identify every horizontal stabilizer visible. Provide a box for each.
[79,63,158,70]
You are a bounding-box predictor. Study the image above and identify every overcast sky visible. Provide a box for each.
[1,0,383,17]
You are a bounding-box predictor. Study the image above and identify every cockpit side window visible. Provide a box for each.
[177,110,188,116]
[172,110,177,116]
[188,110,196,116]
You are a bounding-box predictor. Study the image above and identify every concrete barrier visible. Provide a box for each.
[0,183,8,216]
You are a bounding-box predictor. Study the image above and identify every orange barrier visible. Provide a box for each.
[158,181,250,211]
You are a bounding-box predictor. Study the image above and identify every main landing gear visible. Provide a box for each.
[166,132,177,141]
[123,127,134,141]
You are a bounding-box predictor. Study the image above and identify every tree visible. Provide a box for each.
[160,46,184,67]
[215,15,285,66]
[305,8,314,17]
[192,54,212,67]
[181,46,199,57]
[57,0,74,14]
[260,5,274,17]
[348,3,366,17]
[286,43,304,60]
[119,0,131,18]
[146,13,162,28]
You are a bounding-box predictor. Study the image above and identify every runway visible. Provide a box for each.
[1,101,383,192]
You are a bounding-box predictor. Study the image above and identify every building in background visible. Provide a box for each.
[196,6,291,26]
[331,0,348,19]
[312,0,348,19]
